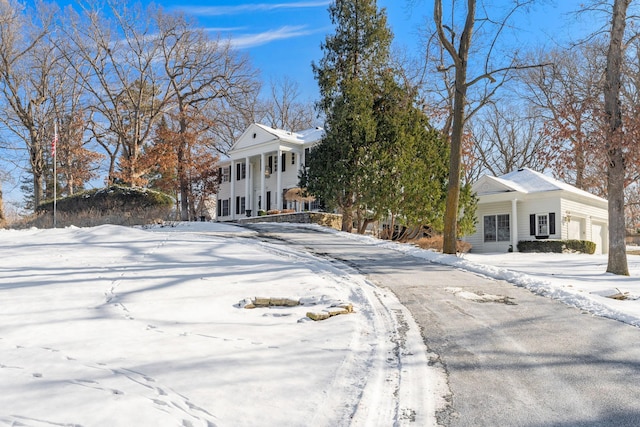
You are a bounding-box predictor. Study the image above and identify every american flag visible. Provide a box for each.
[52,123,58,157]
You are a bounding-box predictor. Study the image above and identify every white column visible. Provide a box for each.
[230,160,235,220]
[297,151,304,212]
[511,198,518,252]
[260,153,266,213]
[244,157,250,216]
[276,149,282,211]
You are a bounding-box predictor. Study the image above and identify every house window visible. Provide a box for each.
[221,199,230,216]
[484,214,510,242]
[236,163,246,180]
[530,213,556,238]
[537,214,548,236]
[267,155,278,176]
[236,196,245,214]
[219,167,230,183]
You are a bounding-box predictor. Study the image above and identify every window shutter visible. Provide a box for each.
[236,163,240,180]
[549,212,556,235]
[282,153,286,172]
[529,214,536,235]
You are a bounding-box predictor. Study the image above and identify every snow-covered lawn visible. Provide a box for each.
[0,222,446,426]
[1,221,638,426]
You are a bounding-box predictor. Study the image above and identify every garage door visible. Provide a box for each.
[592,223,604,255]
[568,219,582,240]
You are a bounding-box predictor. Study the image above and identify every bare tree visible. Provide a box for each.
[431,0,539,254]
[470,103,550,179]
[156,11,260,220]
[259,76,317,131]
[59,0,170,186]
[604,0,631,275]
[520,43,608,194]
[0,0,58,208]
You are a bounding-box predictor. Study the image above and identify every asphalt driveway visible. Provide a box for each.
[243,223,640,427]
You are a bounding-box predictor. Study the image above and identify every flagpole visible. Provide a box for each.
[53,121,57,229]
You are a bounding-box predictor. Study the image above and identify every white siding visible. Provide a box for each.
[559,199,608,253]
[467,194,609,254]
[466,202,512,253]
[518,196,562,240]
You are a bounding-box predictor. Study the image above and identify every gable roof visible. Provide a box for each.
[252,123,324,145]
[473,168,607,204]
[229,123,324,154]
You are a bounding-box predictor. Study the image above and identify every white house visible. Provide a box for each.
[215,123,324,221]
[464,168,609,254]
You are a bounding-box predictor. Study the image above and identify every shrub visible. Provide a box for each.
[266,209,281,215]
[413,235,472,253]
[564,239,596,254]
[518,239,595,254]
[517,240,564,253]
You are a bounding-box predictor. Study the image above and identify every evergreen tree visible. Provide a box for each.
[306,0,476,238]
[363,70,476,239]
[308,0,392,232]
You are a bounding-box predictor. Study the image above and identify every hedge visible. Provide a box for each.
[517,239,596,254]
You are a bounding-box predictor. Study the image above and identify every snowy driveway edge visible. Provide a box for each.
[249,235,450,426]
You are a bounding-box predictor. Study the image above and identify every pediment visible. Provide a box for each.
[472,175,517,195]
[230,124,279,152]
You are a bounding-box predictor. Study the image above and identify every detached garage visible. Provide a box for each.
[464,168,609,254]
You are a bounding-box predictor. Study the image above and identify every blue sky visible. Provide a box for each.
[165,0,591,101]
[3,0,594,206]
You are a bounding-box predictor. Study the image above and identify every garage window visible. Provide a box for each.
[484,214,510,242]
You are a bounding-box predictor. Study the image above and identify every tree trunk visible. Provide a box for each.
[30,142,45,208]
[442,77,466,254]
[604,0,630,275]
[341,195,354,232]
[178,114,190,221]
[608,147,628,274]
[178,145,189,221]
[439,0,474,255]
[0,188,5,225]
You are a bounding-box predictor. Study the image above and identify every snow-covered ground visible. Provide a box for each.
[0,222,447,427]
[1,221,638,426]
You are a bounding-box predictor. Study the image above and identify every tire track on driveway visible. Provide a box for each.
[243,223,640,427]
[240,225,448,426]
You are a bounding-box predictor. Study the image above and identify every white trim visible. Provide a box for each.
[511,199,518,252]
[260,153,266,212]
[276,149,282,211]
